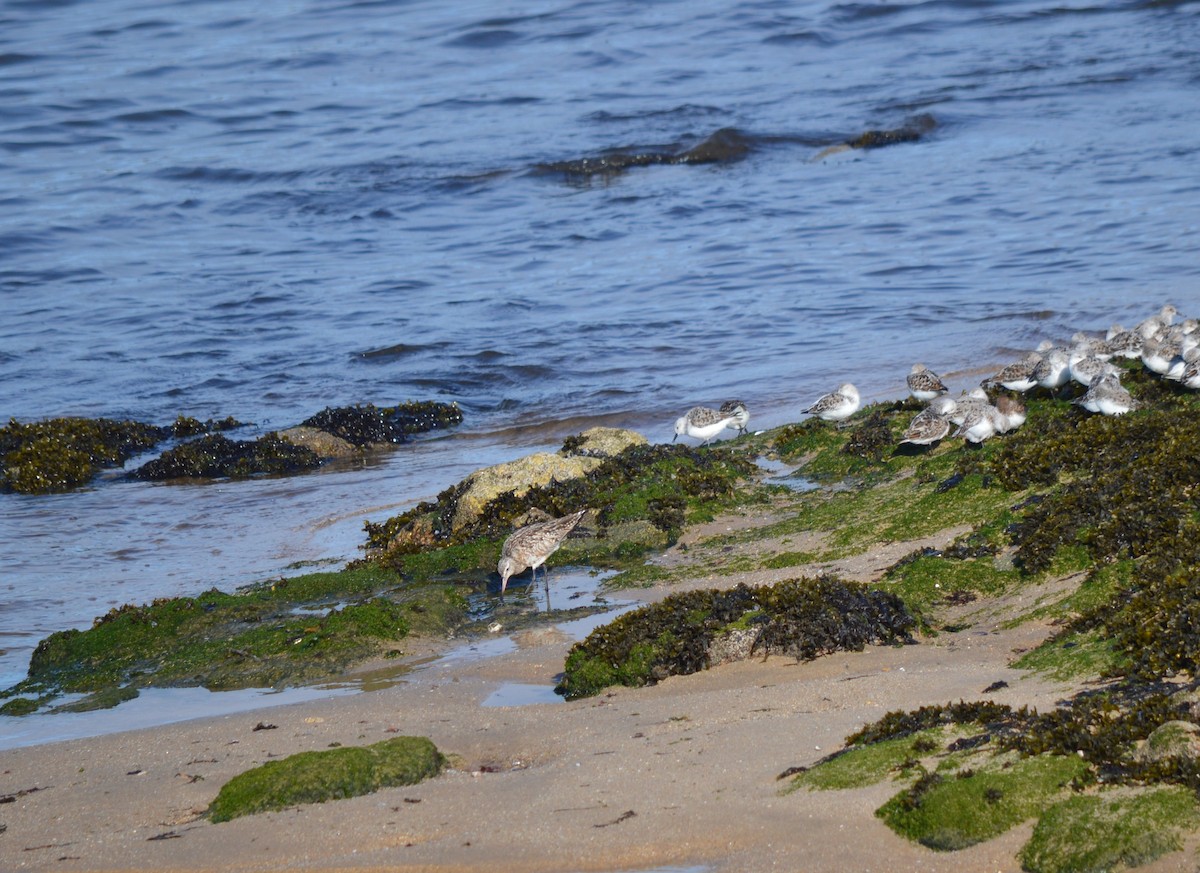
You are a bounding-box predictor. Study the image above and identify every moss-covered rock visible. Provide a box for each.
[51,685,140,713]
[877,753,1088,851]
[555,576,914,699]
[208,735,443,822]
[7,566,467,702]
[0,696,40,716]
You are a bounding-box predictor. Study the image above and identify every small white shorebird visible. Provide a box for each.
[1068,347,1120,387]
[804,383,859,422]
[948,387,990,426]
[1033,347,1072,391]
[953,395,1025,445]
[1075,373,1137,416]
[718,399,750,435]
[981,344,1048,393]
[899,395,957,446]
[497,509,587,594]
[673,406,737,445]
[906,364,948,402]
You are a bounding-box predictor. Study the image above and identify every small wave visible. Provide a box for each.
[356,342,449,361]
[154,165,306,184]
[0,53,39,66]
[114,108,195,123]
[444,28,524,49]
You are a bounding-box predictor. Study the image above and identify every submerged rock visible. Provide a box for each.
[556,577,915,699]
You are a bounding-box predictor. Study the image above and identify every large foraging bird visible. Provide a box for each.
[497,509,587,593]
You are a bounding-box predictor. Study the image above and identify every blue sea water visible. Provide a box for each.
[2,0,1199,743]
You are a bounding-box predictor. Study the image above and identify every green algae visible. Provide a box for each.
[0,697,40,716]
[1013,629,1122,683]
[787,727,961,792]
[7,566,466,702]
[877,753,1088,851]
[555,576,914,700]
[208,735,443,822]
[52,685,140,713]
[1020,788,1200,873]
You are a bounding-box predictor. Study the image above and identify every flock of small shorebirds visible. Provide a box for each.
[674,303,1198,448]
[498,304,1196,594]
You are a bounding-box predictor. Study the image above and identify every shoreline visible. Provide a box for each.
[0,523,1079,872]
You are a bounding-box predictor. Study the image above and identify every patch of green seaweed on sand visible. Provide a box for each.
[877,752,1088,851]
[1020,787,1200,873]
[208,735,443,822]
[786,727,965,792]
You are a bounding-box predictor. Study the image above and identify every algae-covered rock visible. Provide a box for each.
[365,440,757,579]
[1136,720,1200,764]
[1020,788,1200,873]
[9,566,464,702]
[451,452,603,532]
[129,433,321,481]
[277,426,358,459]
[560,426,648,458]
[208,735,443,822]
[299,401,462,447]
[1,416,167,493]
[52,686,139,713]
[877,753,1088,852]
[0,696,40,716]
[556,576,915,699]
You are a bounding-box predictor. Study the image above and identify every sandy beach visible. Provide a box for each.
[2,509,1146,873]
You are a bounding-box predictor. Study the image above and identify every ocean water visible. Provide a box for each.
[2,0,1198,738]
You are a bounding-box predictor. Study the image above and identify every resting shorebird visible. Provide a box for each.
[804,383,859,422]
[719,399,750,435]
[906,364,948,402]
[674,406,737,445]
[982,347,1046,393]
[899,396,956,446]
[1075,373,1137,416]
[497,509,586,594]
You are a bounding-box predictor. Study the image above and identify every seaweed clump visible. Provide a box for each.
[1,416,167,493]
[129,433,321,481]
[208,735,443,822]
[299,401,462,446]
[555,576,914,700]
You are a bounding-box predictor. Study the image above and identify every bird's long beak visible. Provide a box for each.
[671,433,678,442]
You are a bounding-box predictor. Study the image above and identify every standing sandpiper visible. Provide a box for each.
[497,509,587,593]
